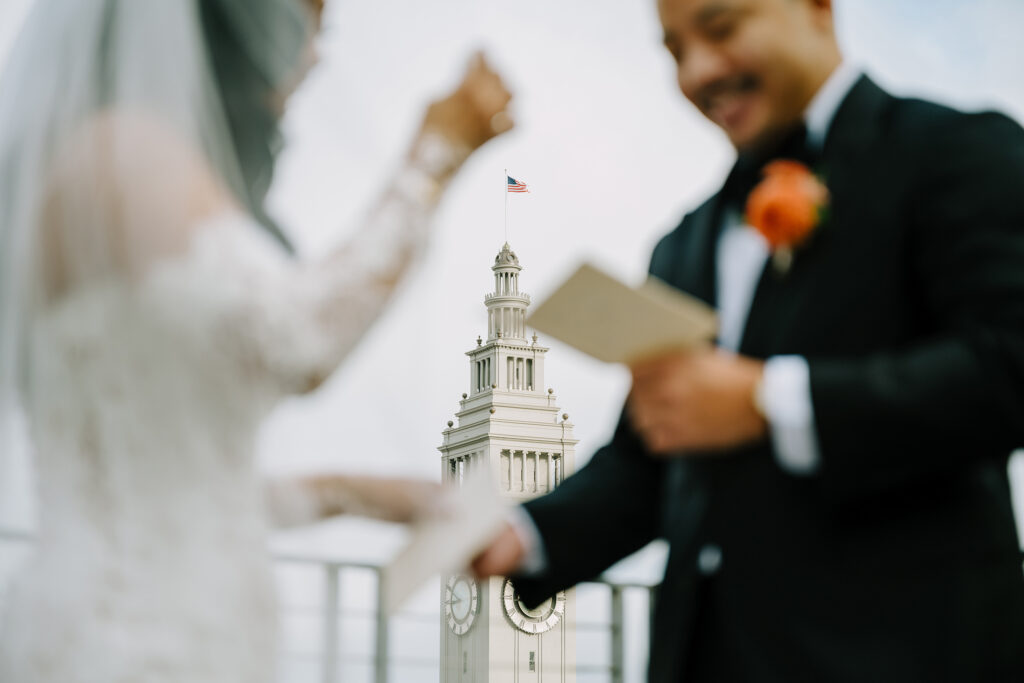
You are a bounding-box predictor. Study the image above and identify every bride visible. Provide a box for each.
[0,0,512,681]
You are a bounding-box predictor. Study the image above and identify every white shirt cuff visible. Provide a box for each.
[507,505,548,576]
[761,355,821,475]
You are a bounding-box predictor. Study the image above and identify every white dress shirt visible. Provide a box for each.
[511,63,864,571]
[720,61,862,475]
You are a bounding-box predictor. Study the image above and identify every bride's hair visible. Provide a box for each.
[84,0,310,253]
[197,0,313,253]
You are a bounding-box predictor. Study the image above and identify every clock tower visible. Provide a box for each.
[439,244,578,683]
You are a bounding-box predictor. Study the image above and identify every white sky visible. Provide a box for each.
[1,0,1023,550]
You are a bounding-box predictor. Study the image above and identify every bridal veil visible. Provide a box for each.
[0,0,313,515]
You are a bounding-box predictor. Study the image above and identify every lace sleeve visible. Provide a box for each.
[155,132,469,395]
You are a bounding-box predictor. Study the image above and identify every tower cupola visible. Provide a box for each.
[484,243,531,342]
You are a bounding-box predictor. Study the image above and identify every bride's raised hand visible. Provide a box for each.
[419,51,514,153]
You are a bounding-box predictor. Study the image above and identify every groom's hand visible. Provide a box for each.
[628,348,768,455]
[471,522,526,579]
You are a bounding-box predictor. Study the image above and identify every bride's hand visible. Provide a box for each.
[420,51,513,152]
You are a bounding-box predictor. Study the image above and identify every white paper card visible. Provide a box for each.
[382,470,507,614]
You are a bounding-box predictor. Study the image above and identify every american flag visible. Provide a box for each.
[507,175,529,193]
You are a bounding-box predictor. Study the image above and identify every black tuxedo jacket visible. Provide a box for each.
[516,76,1024,682]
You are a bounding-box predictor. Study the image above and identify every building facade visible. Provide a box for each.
[439,244,577,682]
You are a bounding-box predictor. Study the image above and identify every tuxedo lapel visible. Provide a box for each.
[821,75,890,161]
[738,75,891,357]
[656,196,724,308]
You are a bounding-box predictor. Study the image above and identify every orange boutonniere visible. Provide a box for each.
[744,160,830,274]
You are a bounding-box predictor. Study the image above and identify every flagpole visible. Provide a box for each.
[504,168,508,244]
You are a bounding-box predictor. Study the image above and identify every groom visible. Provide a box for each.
[474,0,1024,680]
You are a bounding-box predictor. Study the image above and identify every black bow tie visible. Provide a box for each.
[719,124,817,211]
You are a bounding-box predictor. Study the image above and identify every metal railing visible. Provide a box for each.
[0,528,655,683]
[5,526,1022,683]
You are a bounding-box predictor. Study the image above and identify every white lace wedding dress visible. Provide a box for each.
[0,160,449,682]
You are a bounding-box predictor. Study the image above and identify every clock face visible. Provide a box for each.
[444,574,479,635]
[501,578,565,634]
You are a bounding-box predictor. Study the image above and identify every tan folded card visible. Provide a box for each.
[526,262,718,363]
